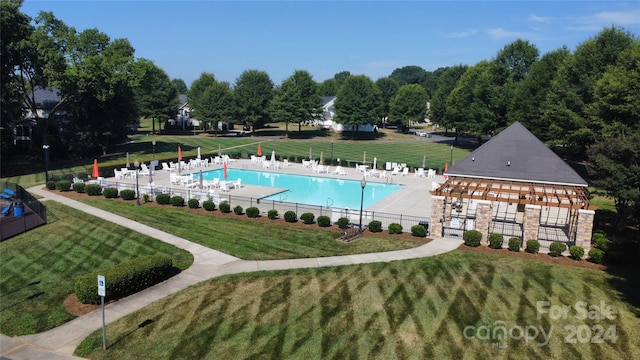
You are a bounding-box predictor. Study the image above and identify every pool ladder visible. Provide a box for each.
[326,198,334,207]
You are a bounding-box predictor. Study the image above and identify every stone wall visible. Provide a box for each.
[430,196,445,237]
[475,200,492,245]
[523,205,542,243]
[575,209,594,252]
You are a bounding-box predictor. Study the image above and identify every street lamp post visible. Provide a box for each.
[359,177,367,231]
[330,140,334,164]
[152,140,156,158]
[42,144,50,181]
[134,160,140,206]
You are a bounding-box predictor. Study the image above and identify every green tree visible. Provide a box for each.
[268,70,322,137]
[171,78,187,94]
[389,84,428,130]
[334,75,382,135]
[318,78,338,96]
[390,65,428,89]
[375,77,400,126]
[234,69,274,131]
[430,65,467,132]
[333,71,351,88]
[131,59,179,134]
[195,81,235,134]
[188,72,217,126]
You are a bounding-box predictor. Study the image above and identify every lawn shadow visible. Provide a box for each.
[0,290,45,312]
[0,280,41,298]
[107,319,154,349]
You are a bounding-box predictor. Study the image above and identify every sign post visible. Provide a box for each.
[98,275,106,350]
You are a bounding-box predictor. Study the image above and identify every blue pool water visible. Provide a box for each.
[197,169,402,209]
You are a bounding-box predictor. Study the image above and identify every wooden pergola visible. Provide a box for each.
[431,176,595,210]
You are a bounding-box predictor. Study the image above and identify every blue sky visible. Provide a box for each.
[21,1,640,87]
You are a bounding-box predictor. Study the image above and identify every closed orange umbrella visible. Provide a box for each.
[178,146,182,161]
[223,161,228,179]
[257,144,262,157]
[92,159,99,178]
[444,162,448,179]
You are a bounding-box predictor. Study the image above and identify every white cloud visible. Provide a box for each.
[444,29,478,38]
[530,14,552,24]
[567,10,640,31]
[486,28,530,40]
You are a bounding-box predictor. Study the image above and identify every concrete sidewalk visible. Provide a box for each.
[0,187,462,360]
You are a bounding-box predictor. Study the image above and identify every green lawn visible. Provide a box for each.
[0,201,194,336]
[75,250,640,359]
[77,197,425,260]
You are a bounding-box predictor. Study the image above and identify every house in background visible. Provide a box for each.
[318,96,377,133]
[167,94,200,128]
[15,87,72,143]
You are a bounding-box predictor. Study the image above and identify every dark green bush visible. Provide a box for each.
[233,205,243,215]
[170,196,185,207]
[202,200,216,211]
[549,242,567,257]
[219,202,231,213]
[142,194,150,203]
[317,215,331,227]
[337,217,349,229]
[246,207,260,218]
[488,233,503,249]
[46,181,57,190]
[85,184,102,196]
[56,180,71,192]
[284,210,297,223]
[156,193,171,205]
[588,248,605,264]
[508,237,521,252]
[267,209,278,219]
[74,254,173,304]
[187,198,200,209]
[388,223,403,234]
[569,245,584,260]
[368,220,382,233]
[525,239,540,254]
[411,224,427,237]
[300,212,315,224]
[594,236,611,253]
[103,187,119,199]
[72,183,85,193]
[463,230,482,247]
[120,189,136,200]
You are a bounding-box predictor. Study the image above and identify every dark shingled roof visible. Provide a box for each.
[446,122,588,186]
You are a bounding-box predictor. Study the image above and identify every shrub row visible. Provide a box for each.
[74,254,173,304]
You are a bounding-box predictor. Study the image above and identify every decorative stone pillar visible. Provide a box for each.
[523,205,542,244]
[430,196,445,237]
[474,200,492,245]
[575,209,595,252]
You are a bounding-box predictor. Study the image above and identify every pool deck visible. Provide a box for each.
[104,159,445,218]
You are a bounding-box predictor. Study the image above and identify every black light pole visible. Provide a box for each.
[134,160,140,206]
[152,140,156,158]
[359,177,367,231]
[330,140,334,164]
[42,144,50,181]
[450,144,453,165]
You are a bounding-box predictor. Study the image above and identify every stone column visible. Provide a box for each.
[575,209,594,252]
[474,200,492,245]
[430,196,445,237]
[523,205,542,244]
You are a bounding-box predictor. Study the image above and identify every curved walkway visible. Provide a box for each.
[0,187,462,360]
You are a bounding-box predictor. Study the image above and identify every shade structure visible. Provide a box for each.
[92,159,99,178]
[199,169,203,189]
[444,162,449,179]
[257,144,262,157]
[422,155,426,168]
[197,147,201,159]
[319,151,323,165]
[126,152,130,168]
[148,167,153,184]
[309,148,312,160]
[223,161,228,179]
[218,144,221,156]
[271,150,276,163]
[373,157,377,170]
[363,151,366,165]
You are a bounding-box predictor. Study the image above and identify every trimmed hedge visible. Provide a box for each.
[317,215,331,227]
[463,230,482,247]
[72,183,85,193]
[219,202,231,213]
[411,224,427,237]
[233,205,243,215]
[588,248,605,264]
[74,254,173,304]
[46,181,57,190]
[85,184,102,196]
[120,189,136,200]
[594,236,611,253]
[508,237,521,252]
[170,196,185,207]
[337,217,349,229]
[388,223,402,234]
[525,239,540,254]
[56,180,71,192]
[488,233,504,249]
[187,198,200,208]
[300,212,315,224]
[569,245,584,260]
[156,193,171,205]
[284,210,297,223]
[368,220,382,233]
[549,242,567,257]
[103,187,119,199]
[267,209,278,219]
[246,207,260,218]
[202,200,216,211]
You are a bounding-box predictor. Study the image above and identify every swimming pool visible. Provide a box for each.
[197,169,402,209]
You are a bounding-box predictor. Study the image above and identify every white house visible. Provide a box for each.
[318,96,377,133]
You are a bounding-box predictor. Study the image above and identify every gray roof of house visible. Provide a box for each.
[446,121,588,186]
[26,88,62,108]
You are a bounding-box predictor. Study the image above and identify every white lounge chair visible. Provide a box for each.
[391,167,400,176]
[139,163,150,176]
[401,167,409,176]
[114,169,123,179]
[235,178,242,188]
[162,162,172,172]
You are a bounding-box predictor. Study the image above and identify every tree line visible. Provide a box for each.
[1,1,638,228]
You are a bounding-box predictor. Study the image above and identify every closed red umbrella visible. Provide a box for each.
[257,144,262,157]
[444,162,448,180]
[223,161,228,180]
[178,146,182,161]
[92,159,99,178]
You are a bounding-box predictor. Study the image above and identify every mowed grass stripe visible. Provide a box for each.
[76,251,640,359]
[0,201,193,336]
